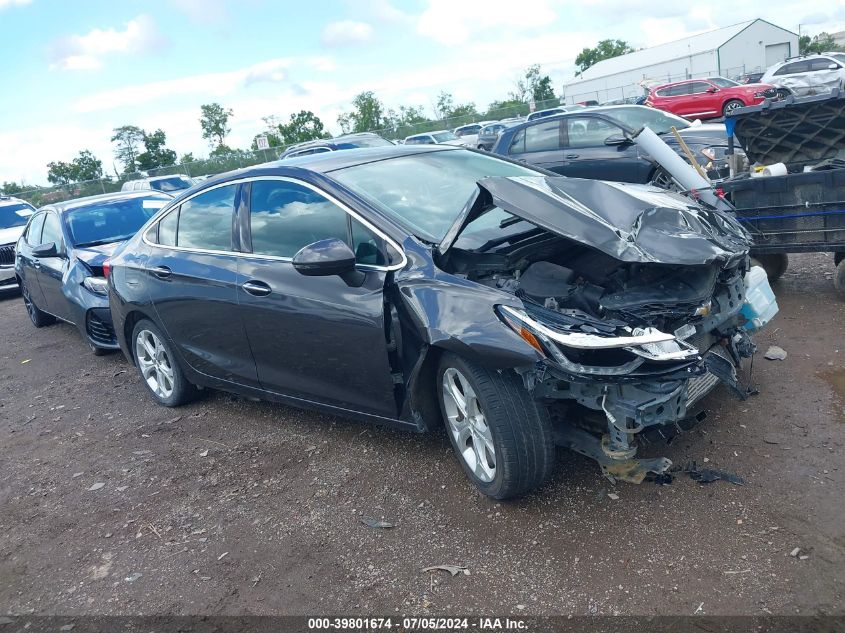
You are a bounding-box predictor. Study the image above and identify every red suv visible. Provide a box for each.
[646,76,777,119]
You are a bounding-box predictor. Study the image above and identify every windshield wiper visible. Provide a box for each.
[75,235,131,248]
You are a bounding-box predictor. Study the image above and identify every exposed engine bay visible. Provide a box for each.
[435,175,775,483]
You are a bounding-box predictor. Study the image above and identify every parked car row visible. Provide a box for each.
[11,144,776,499]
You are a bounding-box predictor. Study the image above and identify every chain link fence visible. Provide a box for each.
[7,97,566,207]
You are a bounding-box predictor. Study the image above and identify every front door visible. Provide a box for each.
[558,117,649,182]
[506,119,566,173]
[236,178,399,418]
[35,211,73,322]
[143,183,260,387]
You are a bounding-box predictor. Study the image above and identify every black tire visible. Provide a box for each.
[751,253,789,282]
[437,353,555,499]
[776,88,791,100]
[723,99,745,117]
[834,252,844,267]
[648,167,679,191]
[835,260,845,300]
[20,279,55,328]
[130,319,199,407]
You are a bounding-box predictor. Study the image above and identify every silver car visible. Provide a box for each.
[761,53,845,96]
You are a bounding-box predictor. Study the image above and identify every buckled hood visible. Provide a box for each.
[439,176,751,265]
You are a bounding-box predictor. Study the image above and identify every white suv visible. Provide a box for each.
[0,196,36,291]
[761,53,845,96]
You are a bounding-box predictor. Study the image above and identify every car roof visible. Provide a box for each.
[147,174,190,182]
[0,195,34,208]
[41,190,173,214]
[200,145,461,188]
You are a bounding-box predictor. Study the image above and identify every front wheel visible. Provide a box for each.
[723,99,745,117]
[131,319,199,407]
[751,253,789,282]
[437,353,556,499]
[21,279,55,328]
[835,260,845,300]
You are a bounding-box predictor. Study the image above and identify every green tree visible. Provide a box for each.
[46,161,76,186]
[1,181,25,195]
[71,150,103,181]
[279,110,328,144]
[799,32,843,55]
[111,125,145,173]
[511,65,556,102]
[180,153,195,163]
[337,91,386,133]
[200,103,233,150]
[209,143,234,157]
[575,39,635,75]
[434,91,477,120]
[137,129,177,171]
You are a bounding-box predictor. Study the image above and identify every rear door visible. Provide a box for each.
[505,119,566,172]
[143,183,260,387]
[685,81,719,118]
[558,116,648,182]
[235,177,400,418]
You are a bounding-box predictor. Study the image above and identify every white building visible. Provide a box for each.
[564,19,798,104]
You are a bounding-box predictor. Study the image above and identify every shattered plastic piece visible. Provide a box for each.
[361,517,395,529]
[689,467,744,485]
[423,564,469,576]
[124,572,142,583]
[87,482,105,491]
[790,547,801,557]
[764,345,787,361]
[607,493,619,500]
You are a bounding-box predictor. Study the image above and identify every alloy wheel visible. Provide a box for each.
[441,367,496,482]
[135,329,175,399]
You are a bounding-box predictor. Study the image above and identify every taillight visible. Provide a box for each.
[102,258,111,278]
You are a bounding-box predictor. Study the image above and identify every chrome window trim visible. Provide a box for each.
[141,175,408,272]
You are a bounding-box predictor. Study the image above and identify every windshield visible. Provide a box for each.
[0,202,35,229]
[432,131,459,142]
[65,195,170,247]
[832,54,845,65]
[709,77,739,88]
[150,176,193,192]
[597,106,690,134]
[329,149,540,242]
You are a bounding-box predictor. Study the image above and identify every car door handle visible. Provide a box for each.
[242,280,271,297]
[565,153,580,159]
[151,265,172,279]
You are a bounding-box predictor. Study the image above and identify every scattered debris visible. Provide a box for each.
[72,472,83,478]
[607,492,619,500]
[199,449,209,457]
[674,461,744,485]
[764,345,788,361]
[21,359,31,364]
[132,450,152,456]
[251,574,262,587]
[217,551,229,561]
[361,516,395,529]
[724,569,752,575]
[87,483,105,491]
[423,564,469,577]
[124,572,142,583]
[60,625,75,631]
[790,547,802,557]
[694,602,704,614]
[115,486,128,492]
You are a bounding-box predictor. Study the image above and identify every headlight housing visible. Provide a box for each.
[83,276,108,295]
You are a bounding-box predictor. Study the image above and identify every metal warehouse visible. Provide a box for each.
[564,19,798,104]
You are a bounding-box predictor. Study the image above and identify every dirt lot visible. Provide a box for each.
[0,253,843,617]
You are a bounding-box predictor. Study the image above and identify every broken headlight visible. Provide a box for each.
[83,276,108,296]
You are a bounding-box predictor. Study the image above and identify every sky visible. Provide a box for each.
[1,0,844,186]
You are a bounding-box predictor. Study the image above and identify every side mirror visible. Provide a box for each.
[707,87,719,93]
[292,238,364,286]
[604,134,632,146]
[829,63,839,70]
[32,242,59,258]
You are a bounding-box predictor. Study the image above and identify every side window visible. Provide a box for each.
[351,218,399,266]
[810,58,838,71]
[157,208,178,246]
[249,180,349,258]
[40,212,63,247]
[177,185,236,250]
[26,213,46,245]
[524,120,562,152]
[775,61,808,76]
[689,81,712,94]
[509,129,526,154]
[565,118,621,148]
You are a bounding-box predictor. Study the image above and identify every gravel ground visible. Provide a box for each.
[0,253,843,617]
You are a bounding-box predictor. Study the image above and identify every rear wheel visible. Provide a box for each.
[437,353,556,499]
[834,252,844,267]
[131,319,199,407]
[836,260,845,300]
[21,279,55,328]
[751,253,789,282]
[723,99,745,117]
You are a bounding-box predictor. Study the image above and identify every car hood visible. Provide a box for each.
[439,176,751,265]
[0,225,26,246]
[74,241,123,268]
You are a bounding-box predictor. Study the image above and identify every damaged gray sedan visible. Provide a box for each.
[109,146,777,499]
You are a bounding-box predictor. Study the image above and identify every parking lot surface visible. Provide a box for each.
[0,253,843,616]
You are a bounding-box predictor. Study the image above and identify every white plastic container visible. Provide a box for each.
[741,266,779,331]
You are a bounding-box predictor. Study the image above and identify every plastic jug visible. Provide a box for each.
[741,266,779,331]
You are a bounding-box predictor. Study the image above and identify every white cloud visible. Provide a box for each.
[321,20,374,47]
[0,0,31,9]
[417,0,557,44]
[48,14,167,71]
[169,0,230,25]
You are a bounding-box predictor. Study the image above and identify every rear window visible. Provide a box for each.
[774,61,810,75]
[0,202,35,229]
[150,176,193,192]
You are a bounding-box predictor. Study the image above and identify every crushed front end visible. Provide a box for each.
[438,175,778,482]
